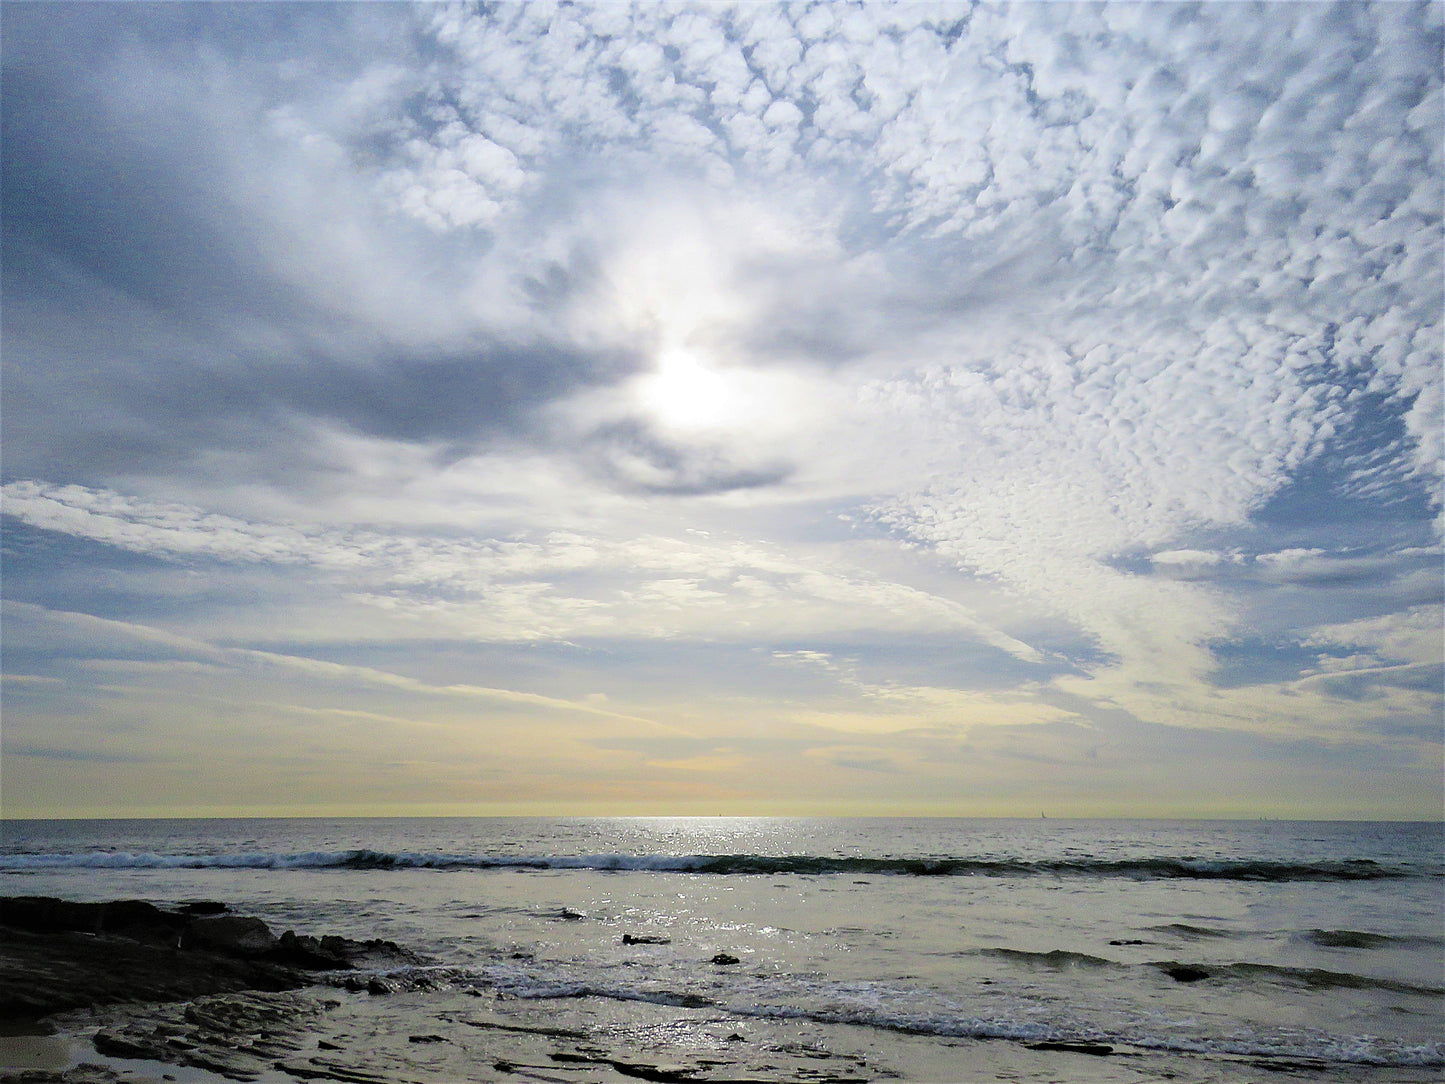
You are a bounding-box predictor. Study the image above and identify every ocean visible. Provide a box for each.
[2,817,1441,1083]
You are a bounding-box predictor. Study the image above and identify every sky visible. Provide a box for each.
[1,2,1441,820]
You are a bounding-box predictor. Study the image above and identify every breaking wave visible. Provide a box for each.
[1194,961,1445,997]
[1147,922,1234,939]
[0,848,1426,882]
[978,948,1122,969]
[1305,928,1445,950]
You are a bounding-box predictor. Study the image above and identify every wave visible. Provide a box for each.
[1195,961,1445,997]
[1147,922,1234,939]
[0,849,1424,882]
[979,948,1122,970]
[1305,928,1445,950]
[971,950,1445,997]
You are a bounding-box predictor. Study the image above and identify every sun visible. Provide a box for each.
[639,348,742,431]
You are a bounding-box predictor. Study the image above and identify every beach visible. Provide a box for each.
[9,974,1436,1084]
[2,818,1441,1083]
[0,979,1253,1084]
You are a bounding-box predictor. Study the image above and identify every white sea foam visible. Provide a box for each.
[0,850,357,870]
[0,848,1420,880]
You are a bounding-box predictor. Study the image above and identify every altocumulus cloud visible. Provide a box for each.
[1,2,1440,817]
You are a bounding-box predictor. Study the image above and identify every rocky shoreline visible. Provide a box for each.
[0,896,893,1083]
[0,896,487,1083]
[2,896,1407,1084]
[0,896,425,1022]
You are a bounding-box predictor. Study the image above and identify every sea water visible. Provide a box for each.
[2,817,1441,1078]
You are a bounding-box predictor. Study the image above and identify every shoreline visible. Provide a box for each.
[8,992,1441,1084]
[3,895,1440,1084]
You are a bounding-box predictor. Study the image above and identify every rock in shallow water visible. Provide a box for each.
[0,898,185,944]
[181,914,279,956]
[1162,965,1210,983]
[0,924,304,1019]
[90,990,336,1082]
[1027,1040,1115,1056]
[0,896,430,1019]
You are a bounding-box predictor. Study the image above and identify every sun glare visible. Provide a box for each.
[640,349,740,430]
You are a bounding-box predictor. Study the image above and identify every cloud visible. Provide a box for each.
[1148,545,1437,589]
[579,422,793,496]
[1151,550,1233,569]
[0,482,1046,657]
[1,4,641,484]
[0,599,660,727]
[1303,605,1445,671]
[4,745,152,764]
[1,2,1439,815]
[9,3,1437,493]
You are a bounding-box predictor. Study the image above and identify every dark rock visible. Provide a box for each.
[274,930,351,970]
[100,900,188,944]
[458,1019,588,1040]
[180,914,278,956]
[0,1015,57,1037]
[407,1034,449,1043]
[550,1052,705,1082]
[0,895,429,1019]
[0,1067,126,1083]
[710,953,740,965]
[622,933,672,945]
[349,937,427,969]
[179,900,228,915]
[1250,1059,1337,1073]
[1028,1041,1115,1056]
[0,924,304,1018]
[1163,965,1210,983]
[278,1057,398,1083]
[277,932,421,972]
[664,993,712,1008]
[0,897,185,943]
[0,896,93,933]
[94,1028,170,1060]
[88,991,333,1082]
[1109,939,1148,946]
